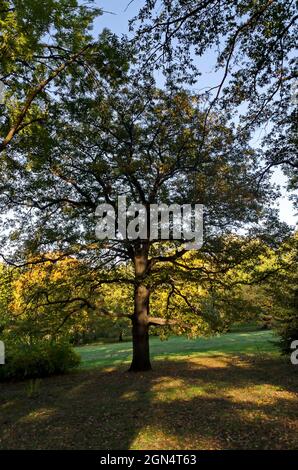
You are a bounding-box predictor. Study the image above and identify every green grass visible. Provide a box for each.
[76,330,279,369]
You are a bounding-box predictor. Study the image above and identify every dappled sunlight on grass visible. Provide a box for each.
[0,333,296,450]
[101,367,118,373]
[120,390,139,401]
[151,377,186,391]
[227,384,298,405]
[130,425,224,450]
[0,400,17,410]
[148,376,202,403]
[20,408,57,423]
[187,356,234,368]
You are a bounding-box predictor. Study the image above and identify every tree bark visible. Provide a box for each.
[129,243,152,372]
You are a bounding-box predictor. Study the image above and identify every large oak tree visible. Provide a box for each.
[0,65,281,370]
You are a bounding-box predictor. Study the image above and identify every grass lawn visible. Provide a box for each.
[0,330,297,450]
[77,330,279,369]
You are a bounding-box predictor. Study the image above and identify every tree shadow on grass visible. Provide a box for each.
[0,355,297,449]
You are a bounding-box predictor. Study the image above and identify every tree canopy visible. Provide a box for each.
[0,62,284,370]
[133,0,298,190]
[0,0,129,154]
[0,0,296,372]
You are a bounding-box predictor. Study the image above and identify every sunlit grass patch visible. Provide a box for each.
[76,330,279,370]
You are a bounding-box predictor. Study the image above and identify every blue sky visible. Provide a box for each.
[91,1,297,227]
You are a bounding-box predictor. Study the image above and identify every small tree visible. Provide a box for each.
[0,263,14,334]
[267,234,298,355]
[1,254,132,345]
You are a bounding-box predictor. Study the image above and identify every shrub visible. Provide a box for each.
[275,315,298,356]
[0,341,80,381]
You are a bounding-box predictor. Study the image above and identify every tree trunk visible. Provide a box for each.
[129,244,152,372]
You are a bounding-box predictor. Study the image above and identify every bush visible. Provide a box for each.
[275,315,298,356]
[0,341,80,381]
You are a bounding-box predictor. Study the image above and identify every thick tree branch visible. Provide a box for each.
[148,316,190,328]
[149,248,187,270]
